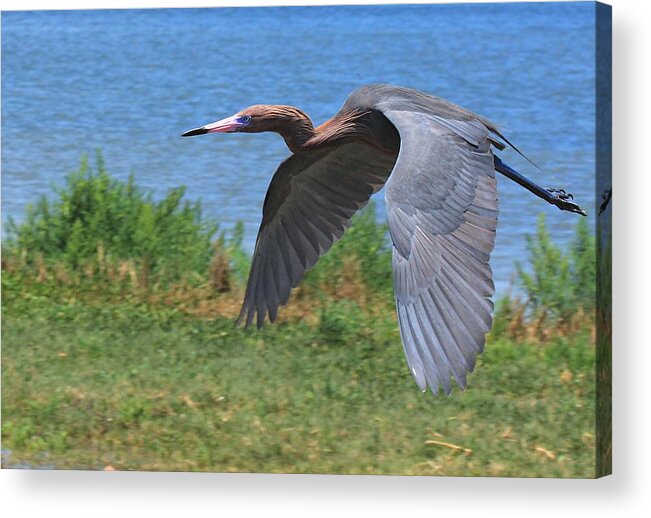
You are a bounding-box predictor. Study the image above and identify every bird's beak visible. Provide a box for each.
[181,115,243,137]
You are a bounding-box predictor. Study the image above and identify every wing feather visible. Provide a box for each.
[237,143,396,327]
[382,109,499,395]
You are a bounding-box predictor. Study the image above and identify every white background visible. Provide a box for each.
[1,0,648,516]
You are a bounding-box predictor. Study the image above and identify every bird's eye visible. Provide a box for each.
[239,115,252,125]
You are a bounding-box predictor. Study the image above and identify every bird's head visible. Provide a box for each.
[181,105,312,137]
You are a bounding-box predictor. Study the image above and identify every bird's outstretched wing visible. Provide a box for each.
[238,143,396,328]
[382,110,498,395]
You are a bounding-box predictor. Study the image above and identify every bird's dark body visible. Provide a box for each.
[182,84,585,395]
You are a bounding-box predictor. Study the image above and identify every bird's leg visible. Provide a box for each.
[493,156,587,216]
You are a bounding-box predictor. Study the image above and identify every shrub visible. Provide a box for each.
[214,220,250,285]
[3,153,219,284]
[303,202,394,298]
[317,299,368,347]
[514,214,595,322]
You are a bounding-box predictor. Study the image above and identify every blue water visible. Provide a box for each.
[1,3,596,293]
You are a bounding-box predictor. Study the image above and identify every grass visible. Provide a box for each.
[2,273,596,477]
[1,156,599,476]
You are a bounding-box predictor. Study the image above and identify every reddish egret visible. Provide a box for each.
[182,84,585,395]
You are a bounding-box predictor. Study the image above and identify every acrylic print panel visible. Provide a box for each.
[1,2,611,477]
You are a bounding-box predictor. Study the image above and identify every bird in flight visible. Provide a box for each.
[182,84,585,395]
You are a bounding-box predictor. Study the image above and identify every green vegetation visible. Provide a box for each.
[4,154,217,284]
[2,157,597,477]
[492,216,596,343]
[303,203,393,297]
[515,214,595,321]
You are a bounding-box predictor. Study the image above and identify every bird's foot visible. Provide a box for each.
[546,187,572,199]
[545,187,587,216]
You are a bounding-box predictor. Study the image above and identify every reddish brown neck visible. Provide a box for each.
[275,116,316,153]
